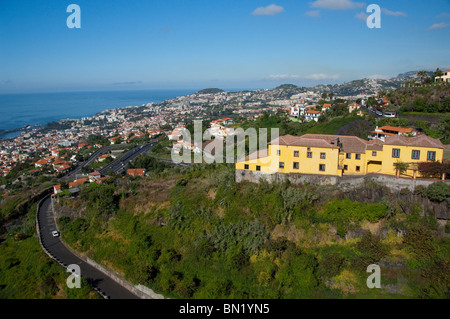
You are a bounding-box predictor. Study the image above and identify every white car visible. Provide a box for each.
[51,230,60,237]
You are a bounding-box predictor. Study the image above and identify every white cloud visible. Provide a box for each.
[252,4,284,16]
[382,8,407,17]
[437,12,450,19]
[305,10,321,17]
[428,22,450,30]
[355,12,368,22]
[305,73,340,80]
[309,0,364,10]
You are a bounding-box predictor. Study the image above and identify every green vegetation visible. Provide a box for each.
[415,182,450,203]
[390,85,450,114]
[89,156,114,169]
[87,134,110,146]
[56,163,449,299]
[306,116,365,136]
[0,203,98,298]
[197,88,225,94]
[41,121,74,133]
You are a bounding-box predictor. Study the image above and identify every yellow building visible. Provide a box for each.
[236,134,445,178]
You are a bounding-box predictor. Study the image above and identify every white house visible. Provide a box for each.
[304,110,323,122]
[435,70,450,83]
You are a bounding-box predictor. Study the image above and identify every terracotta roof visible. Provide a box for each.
[237,149,268,163]
[384,135,444,149]
[69,178,88,188]
[127,168,146,176]
[367,139,384,151]
[378,126,415,134]
[270,134,370,154]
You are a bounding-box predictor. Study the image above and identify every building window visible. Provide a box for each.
[319,164,326,172]
[279,162,285,169]
[320,153,326,159]
[293,162,299,169]
[256,165,261,171]
[346,153,351,159]
[427,151,436,161]
[244,164,249,170]
[307,152,312,158]
[344,165,348,171]
[392,148,400,158]
[355,154,361,160]
[411,150,420,160]
[356,166,360,172]
[372,151,377,156]
[294,151,299,157]
[277,150,281,156]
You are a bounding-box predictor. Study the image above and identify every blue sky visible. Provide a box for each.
[1,0,450,93]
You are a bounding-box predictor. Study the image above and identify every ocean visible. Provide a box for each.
[0,89,198,132]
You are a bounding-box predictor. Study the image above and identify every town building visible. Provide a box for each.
[127,168,147,177]
[435,70,450,83]
[370,126,417,141]
[236,133,445,179]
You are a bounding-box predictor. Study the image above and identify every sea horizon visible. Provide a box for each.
[0,87,262,135]
[0,89,198,134]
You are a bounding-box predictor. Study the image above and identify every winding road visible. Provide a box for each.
[37,195,139,299]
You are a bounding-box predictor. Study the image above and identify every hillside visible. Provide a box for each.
[197,88,225,94]
[53,163,450,299]
[389,85,450,113]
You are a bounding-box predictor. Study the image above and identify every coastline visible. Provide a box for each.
[0,89,200,134]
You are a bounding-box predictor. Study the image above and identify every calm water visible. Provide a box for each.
[0,89,197,131]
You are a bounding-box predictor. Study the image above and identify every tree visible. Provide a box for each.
[394,161,409,176]
[434,68,444,83]
[427,182,450,202]
[321,92,327,100]
[417,70,429,84]
[366,96,378,107]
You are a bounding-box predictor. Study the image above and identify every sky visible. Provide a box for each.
[1,0,450,94]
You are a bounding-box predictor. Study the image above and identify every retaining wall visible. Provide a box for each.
[236,169,450,192]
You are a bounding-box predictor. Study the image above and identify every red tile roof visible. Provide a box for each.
[384,135,444,149]
[69,178,88,188]
[378,126,415,134]
[127,168,146,176]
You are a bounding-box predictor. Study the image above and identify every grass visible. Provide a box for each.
[0,202,99,299]
[306,116,363,135]
[399,112,441,116]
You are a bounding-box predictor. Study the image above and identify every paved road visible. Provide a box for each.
[99,141,156,175]
[63,144,131,180]
[37,195,139,299]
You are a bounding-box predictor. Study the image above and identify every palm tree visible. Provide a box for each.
[434,68,444,83]
[328,93,334,101]
[321,92,327,100]
[417,70,428,84]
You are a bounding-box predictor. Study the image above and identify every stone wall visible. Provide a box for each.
[236,169,450,219]
[236,169,449,192]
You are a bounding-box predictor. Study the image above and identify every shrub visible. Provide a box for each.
[426,182,450,202]
[317,251,345,282]
[356,233,387,263]
[403,224,436,259]
[418,162,445,179]
[414,185,428,197]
